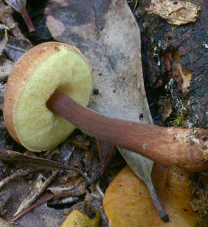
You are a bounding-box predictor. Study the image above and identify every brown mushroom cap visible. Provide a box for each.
[3,42,93,151]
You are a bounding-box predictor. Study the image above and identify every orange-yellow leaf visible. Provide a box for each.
[103,165,198,227]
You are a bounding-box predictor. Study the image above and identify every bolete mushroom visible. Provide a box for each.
[3,42,208,172]
[3,42,93,151]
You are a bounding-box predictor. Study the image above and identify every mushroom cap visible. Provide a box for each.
[3,42,93,151]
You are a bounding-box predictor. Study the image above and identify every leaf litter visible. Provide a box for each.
[0,0,205,226]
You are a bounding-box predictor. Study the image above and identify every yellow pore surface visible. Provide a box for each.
[15,47,92,151]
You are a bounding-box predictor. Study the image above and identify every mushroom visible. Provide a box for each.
[3,42,93,152]
[3,42,208,172]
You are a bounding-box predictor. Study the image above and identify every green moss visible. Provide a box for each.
[171,100,191,127]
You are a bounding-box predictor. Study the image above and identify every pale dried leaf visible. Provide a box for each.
[45,0,166,219]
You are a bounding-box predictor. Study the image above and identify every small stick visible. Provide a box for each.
[0,168,36,189]
[47,90,208,172]
[10,193,54,222]
[20,8,35,33]
[14,171,58,217]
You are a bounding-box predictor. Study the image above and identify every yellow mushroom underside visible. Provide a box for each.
[15,47,92,151]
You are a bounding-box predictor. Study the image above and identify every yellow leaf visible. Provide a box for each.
[103,164,198,227]
[61,210,100,227]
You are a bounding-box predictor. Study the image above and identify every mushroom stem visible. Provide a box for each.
[47,90,208,172]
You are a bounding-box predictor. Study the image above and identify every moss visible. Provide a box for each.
[170,100,193,127]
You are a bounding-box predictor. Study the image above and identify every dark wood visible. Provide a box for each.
[47,90,208,172]
[134,0,208,128]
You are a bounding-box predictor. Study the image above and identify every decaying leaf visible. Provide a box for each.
[103,165,198,226]
[61,210,101,227]
[147,0,200,25]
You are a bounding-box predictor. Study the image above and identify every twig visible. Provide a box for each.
[96,181,104,198]
[10,193,54,222]
[14,170,59,217]
[0,168,36,189]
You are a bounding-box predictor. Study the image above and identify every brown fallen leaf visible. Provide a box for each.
[61,210,100,227]
[147,0,200,25]
[103,164,198,227]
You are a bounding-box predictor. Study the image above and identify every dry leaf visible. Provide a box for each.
[147,0,200,25]
[103,165,198,227]
[61,210,101,227]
